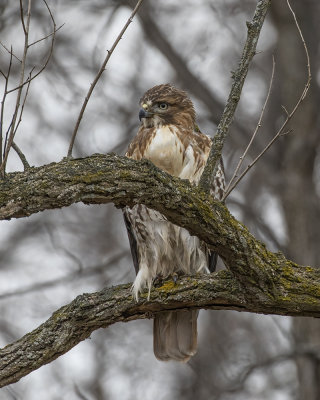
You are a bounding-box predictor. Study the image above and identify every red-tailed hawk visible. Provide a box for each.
[123,84,225,362]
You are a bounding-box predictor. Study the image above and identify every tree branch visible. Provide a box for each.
[11,141,30,170]
[222,56,275,200]
[1,153,320,385]
[0,153,318,286]
[0,0,32,175]
[1,265,320,387]
[222,0,311,199]
[199,0,271,192]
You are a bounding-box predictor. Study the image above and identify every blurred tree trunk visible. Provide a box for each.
[271,1,320,399]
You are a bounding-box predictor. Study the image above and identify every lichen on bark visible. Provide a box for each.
[0,153,320,387]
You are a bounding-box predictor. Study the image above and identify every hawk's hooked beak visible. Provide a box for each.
[139,108,153,121]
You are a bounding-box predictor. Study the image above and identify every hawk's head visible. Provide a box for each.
[138,84,196,129]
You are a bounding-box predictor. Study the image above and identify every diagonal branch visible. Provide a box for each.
[222,0,311,199]
[67,0,145,158]
[199,0,271,192]
[222,57,275,200]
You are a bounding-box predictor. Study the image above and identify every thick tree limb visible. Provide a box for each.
[0,272,236,387]
[1,266,320,388]
[0,153,319,291]
[1,153,320,386]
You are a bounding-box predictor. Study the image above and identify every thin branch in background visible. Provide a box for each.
[219,348,320,397]
[0,0,32,177]
[223,57,275,200]
[3,121,13,161]
[12,68,34,138]
[0,0,58,176]
[0,252,127,301]
[0,47,13,166]
[270,315,294,344]
[0,41,22,63]
[281,104,289,117]
[199,0,272,192]
[222,0,311,197]
[28,23,64,48]
[44,223,85,272]
[6,0,58,95]
[280,129,293,137]
[19,0,27,34]
[67,0,145,158]
[11,142,30,170]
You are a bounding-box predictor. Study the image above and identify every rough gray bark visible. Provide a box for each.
[0,273,238,388]
[0,154,319,307]
[0,153,319,386]
[0,183,319,388]
[0,154,318,288]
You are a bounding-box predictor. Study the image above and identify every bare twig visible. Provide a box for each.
[67,0,145,158]
[0,48,13,166]
[222,57,275,200]
[11,142,30,170]
[199,0,271,192]
[19,0,27,35]
[222,0,311,196]
[6,0,58,95]
[280,129,293,137]
[0,41,22,63]
[3,121,13,161]
[28,23,64,48]
[0,0,32,176]
[1,0,58,176]
[13,68,34,138]
[281,104,289,117]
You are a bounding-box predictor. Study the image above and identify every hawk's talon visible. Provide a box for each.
[172,272,179,285]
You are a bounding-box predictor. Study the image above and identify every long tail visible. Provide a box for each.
[153,310,198,362]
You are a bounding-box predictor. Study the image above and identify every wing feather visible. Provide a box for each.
[123,208,139,274]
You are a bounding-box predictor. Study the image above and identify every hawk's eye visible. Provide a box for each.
[159,102,168,110]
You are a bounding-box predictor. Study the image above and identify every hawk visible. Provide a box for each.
[123,84,225,362]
